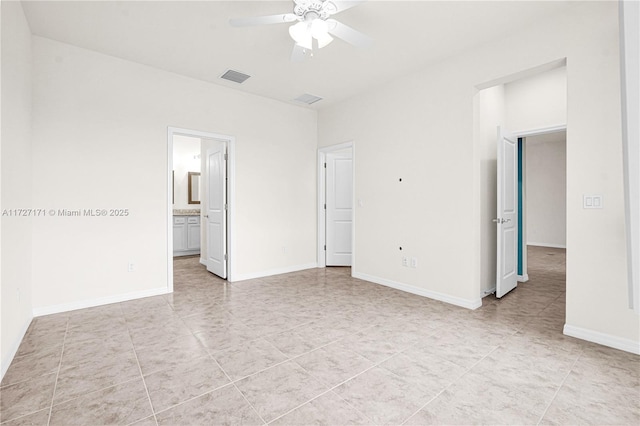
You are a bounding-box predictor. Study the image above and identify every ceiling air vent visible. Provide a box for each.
[294,93,323,105]
[220,69,251,84]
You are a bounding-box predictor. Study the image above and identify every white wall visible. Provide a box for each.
[526,134,567,248]
[172,134,201,210]
[319,1,639,351]
[505,66,568,132]
[31,36,317,313]
[1,1,34,378]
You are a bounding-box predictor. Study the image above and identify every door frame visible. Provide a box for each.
[317,141,355,268]
[513,124,566,282]
[167,127,236,292]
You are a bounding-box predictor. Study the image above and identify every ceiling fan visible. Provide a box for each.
[230,0,372,61]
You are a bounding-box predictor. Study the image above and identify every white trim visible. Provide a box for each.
[317,141,355,269]
[32,287,170,317]
[517,274,529,282]
[200,257,206,266]
[619,0,640,313]
[353,272,482,310]
[563,324,640,355]
[231,263,318,283]
[527,242,566,249]
[1,316,32,380]
[168,127,236,283]
[513,124,567,138]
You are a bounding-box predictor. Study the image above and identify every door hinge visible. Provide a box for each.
[324,245,326,251]
[224,204,228,210]
[324,162,326,168]
[224,253,228,260]
[224,153,228,160]
[324,203,326,210]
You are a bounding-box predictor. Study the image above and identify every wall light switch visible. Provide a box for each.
[583,194,603,209]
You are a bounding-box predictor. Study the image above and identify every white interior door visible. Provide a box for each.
[206,143,227,278]
[496,127,518,297]
[326,152,353,266]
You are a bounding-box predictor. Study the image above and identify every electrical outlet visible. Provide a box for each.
[410,257,418,268]
[128,262,135,272]
[402,256,409,267]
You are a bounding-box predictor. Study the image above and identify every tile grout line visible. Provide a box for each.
[206,340,268,425]
[400,343,502,425]
[46,318,70,426]
[124,304,159,426]
[265,338,430,425]
[535,351,583,425]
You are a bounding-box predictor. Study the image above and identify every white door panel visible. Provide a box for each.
[206,143,227,279]
[496,127,518,298]
[326,153,353,266]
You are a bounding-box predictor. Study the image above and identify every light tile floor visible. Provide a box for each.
[1,247,638,425]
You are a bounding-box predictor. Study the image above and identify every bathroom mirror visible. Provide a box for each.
[188,172,200,204]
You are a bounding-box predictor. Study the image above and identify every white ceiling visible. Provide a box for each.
[21,0,576,109]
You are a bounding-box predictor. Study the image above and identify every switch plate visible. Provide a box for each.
[583,194,603,209]
[402,256,408,267]
[410,257,418,268]
[128,262,135,272]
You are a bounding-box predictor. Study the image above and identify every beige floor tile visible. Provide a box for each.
[270,391,372,425]
[235,361,328,423]
[144,355,229,412]
[53,351,141,404]
[1,346,62,387]
[0,373,56,423]
[0,408,50,426]
[213,339,287,380]
[155,385,263,425]
[49,379,153,426]
[334,365,434,425]
[4,246,639,425]
[135,334,209,375]
[293,344,374,388]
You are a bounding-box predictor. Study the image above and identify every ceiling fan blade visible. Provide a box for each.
[291,43,307,62]
[229,13,297,27]
[326,19,373,48]
[330,1,367,14]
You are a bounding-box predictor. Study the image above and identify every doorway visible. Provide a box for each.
[516,128,567,285]
[317,142,355,268]
[167,127,235,292]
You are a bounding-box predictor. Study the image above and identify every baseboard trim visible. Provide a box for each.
[518,274,529,282]
[352,272,482,310]
[563,324,640,355]
[527,242,566,249]
[1,315,32,381]
[199,258,206,266]
[32,287,170,317]
[231,262,318,282]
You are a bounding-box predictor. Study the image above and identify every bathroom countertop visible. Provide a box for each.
[173,209,201,216]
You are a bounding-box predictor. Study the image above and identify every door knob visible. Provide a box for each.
[493,218,511,224]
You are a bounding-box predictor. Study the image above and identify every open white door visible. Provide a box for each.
[496,127,518,298]
[206,143,227,279]
[326,152,353,266]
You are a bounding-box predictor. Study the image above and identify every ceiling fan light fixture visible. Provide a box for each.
[310,18,333,48]
[289,21,312,50]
